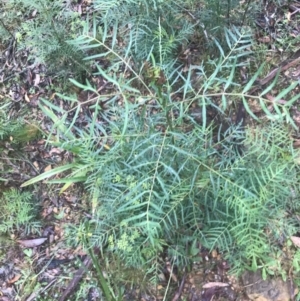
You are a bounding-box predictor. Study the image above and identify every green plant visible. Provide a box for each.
[0,188,41,235]
[292,249,300,301]
[0,101,41,173]
[92,0,246,63]
[20,2,300,293]
[0,104,42,183]
[0,104,36,143]
[197,0,241,38]
[93,0,195,64]
[1,0,89,81]
[86,245,123,301]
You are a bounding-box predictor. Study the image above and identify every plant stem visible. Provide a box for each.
[87,246,116,301]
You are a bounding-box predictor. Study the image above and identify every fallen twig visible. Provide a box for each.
[58,256,92,301]
[259,56,300,86]
[26,279,57,301]
[171,274,186,301]
[249,53,300,94]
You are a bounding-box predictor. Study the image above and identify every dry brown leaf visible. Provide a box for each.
[44,165,52,172]
[49,147,64,155]
[24,93,30,102]
[290,236,300,248]
[258,36,271,43]
[7,273,21,284]
[17,237,47,248]
[34,73,40,86]
[211,249,218,258]
[202,282,229,288]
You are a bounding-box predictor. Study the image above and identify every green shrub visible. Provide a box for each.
[41,111,300,275]
[0,188,41,235]
[0,103,40,144]
[1,0,89,80]
[0,0,245,79]
[22,31,300,279]
[20,0,300,282]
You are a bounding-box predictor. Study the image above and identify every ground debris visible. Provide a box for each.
[242,271,295,301]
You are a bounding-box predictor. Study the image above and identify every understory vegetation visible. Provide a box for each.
[1,0,300,300]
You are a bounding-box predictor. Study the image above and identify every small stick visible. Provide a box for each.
[59,256,93,301]
[26,279,57,301]
[171,274,186,301]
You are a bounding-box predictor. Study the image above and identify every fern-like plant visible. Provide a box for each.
[2,0,89,81]
[21,6,300,285]
[93,0,194,66]
[0,188,41,235]
[0,104,40,144]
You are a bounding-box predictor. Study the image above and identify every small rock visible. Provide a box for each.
[242,271,292,301]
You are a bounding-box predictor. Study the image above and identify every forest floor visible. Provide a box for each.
[1,0,300,300]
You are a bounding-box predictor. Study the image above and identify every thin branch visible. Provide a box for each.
[0,19,15,39]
